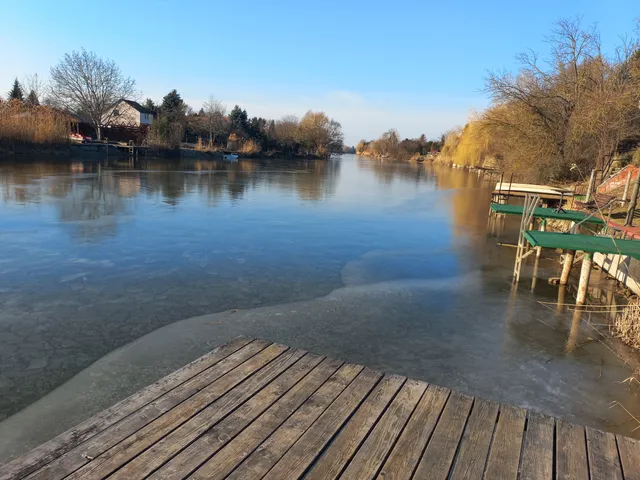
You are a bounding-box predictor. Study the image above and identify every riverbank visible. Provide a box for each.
[355,150,434,163]
[0,142,184,160]
[0,142,333,161]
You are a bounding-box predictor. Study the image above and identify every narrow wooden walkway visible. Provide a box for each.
[2,338,638,479]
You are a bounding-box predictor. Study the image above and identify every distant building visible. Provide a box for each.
[106,99,155,127]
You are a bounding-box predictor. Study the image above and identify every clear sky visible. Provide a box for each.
[1,0,637,145]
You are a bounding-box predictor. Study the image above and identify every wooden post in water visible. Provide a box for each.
[576,252,592,306]
[536,220,546,259]
[560,250,575,285]
[557,285,566,315]
[566,308,582,353]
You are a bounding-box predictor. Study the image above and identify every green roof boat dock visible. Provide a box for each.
[491,192,640,307]
[524,231,640,259]
[489,203,605,225]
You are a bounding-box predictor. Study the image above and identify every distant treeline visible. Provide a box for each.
[439,18,640,182]
[145,92,344,158]
[356,130,443,161]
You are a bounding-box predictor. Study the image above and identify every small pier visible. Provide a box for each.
[2,337,637,479]
[492,182,574,207]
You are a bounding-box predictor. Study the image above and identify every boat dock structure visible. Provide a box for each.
[499,193,640,307]
[2,337,638,479]
[492,182,574,206]
[489,203,605,226]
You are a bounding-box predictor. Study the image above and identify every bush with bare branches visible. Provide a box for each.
[479,17,640,182]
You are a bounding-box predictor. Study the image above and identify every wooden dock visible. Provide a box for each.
[2,337,638,479]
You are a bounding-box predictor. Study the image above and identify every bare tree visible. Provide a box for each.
[298,111,344,158]
[22,73,46,105]
[49,49,136,139]
[274,115,300,155]
[202,96,227,145]
[482,17,640,181]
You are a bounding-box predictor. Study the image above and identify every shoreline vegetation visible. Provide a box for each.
[0,51,345,160]
[356,129,442,162]
[437,18,640,184]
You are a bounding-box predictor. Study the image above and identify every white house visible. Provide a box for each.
[106,99,154,127]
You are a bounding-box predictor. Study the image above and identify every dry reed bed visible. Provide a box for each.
[0,100,72,145]
[613,297,640,350]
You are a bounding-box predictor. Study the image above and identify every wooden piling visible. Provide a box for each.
[566,308,583,352]
[576,252,592,306]
[557,285,566,315]
[560,250,575,285]
[536,220,546,259]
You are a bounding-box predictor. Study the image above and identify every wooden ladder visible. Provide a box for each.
[513,194,541,282]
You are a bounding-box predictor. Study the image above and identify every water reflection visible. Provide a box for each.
[0,157,341,209]
[0,155,639,462]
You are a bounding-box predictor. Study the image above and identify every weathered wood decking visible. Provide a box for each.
[2,337,638,479]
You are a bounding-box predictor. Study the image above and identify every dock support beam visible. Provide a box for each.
[536,220,546,259]
[576,252,592,306]
[560,250,576,285]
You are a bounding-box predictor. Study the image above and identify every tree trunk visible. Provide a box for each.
[625,172,640,226]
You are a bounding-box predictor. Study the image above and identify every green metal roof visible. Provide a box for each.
[490,203,605,224]
[524,231,640,258]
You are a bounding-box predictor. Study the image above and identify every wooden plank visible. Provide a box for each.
[0,337,252,480]
[339,379,426,480]
[225,364,364,480]
[412,392,473,479]
[556,419,589,480]
[184,358,343,480]
[305,374,406,480]
[617,434,640,480]
[586,427,623,480]
[520,411,555,480]
[113,351,322,479]
[378,385,450,480]
[63,344,293,480]
[26,339,271,480]
[261,368,382,480]
[484,405,526,480]
[449,399,500,480]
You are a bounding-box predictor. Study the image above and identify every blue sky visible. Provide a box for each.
[1,0,637,144]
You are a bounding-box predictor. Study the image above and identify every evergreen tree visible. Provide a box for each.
[26,90,39,106]
[228,105,248,135]
[143,98,156,112]
[152,90,187,147]
[160,89,185,121]
[7,78,23,101]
